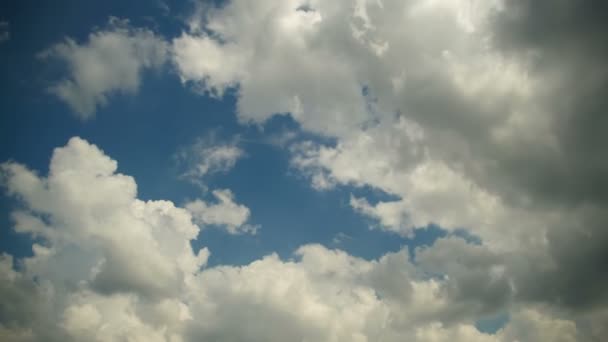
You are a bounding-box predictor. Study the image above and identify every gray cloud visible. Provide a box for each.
[416,237,512,320]
[512,207,608,311]
[465,0,608,209]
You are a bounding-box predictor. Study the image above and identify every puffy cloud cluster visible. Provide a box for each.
[0,137,595,341]
[169,0,608,339]
[42,17,168,118]
[23,0,608,340]
[0,137,206,340]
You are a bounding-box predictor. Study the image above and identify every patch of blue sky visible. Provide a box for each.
[475,311,510,334]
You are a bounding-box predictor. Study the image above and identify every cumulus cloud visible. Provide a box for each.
[172,0,371,135]
[172,0,608,338]
[42,17,167,118]
[0,137,208,301]
[7,0,606,339]
[173,0,538,239]
[0,137,208,340]
[499,308,581,342]
[2,137,599,341]
[185,189,257,235]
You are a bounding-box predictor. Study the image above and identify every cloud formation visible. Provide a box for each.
[42,18,167,118]
[0,21,9,43]
[170,0,608,339]
[186,189,256,235]
[0,137,602,341]
[5,0,607,340]
[175,135,244,185]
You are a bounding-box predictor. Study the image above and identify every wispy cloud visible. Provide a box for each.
[174,133,244,188]
[0,21,9,43]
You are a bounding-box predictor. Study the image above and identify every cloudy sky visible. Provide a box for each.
[1,0,607,341]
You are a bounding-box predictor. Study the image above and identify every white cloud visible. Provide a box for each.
[0,137,206,341]
[174,136,253,234]
[1,137,208,300]
[291,121,526,246]
[2,137,596,341]
[168,0,605,259]
[170,2,608,339]
[172,0,371,135]
[176,136,244,185]
[185,189,256,235]
[42,17,167,118]
[4,0,606,339]
[173,34,245,97]
[172,0,538,241]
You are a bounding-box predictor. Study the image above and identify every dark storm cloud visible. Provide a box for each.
[416,237,513,320]
[482,2,608,314]
[486,0,608,207]
[513,207,608,311]
[492,0,608,60]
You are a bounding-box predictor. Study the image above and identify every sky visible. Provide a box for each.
[0,0,607,341]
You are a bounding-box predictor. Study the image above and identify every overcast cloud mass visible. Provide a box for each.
[1,0,607,341]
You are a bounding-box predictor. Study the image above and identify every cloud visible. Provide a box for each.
[0,21,9,43]
[175,135,244,186]
[2,137,599,341]
[173,0,533,238]
[1,137,208,301]
[172,0,371,135]
[415,237,512,320]
[172,0,608,338]
[174,135,254,234]
[5,0,606,339]
[498,308,581,342]
[487,0,608,207]
[42,17,167,118]
[0,137,208,340]
[185,189,257,235]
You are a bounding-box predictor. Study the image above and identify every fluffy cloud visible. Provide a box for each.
[42,17,167,118]
[172,0,608,338]
[1,137,208,300]
[185,189,257,235]
[172,0,371,136]
[9,0,607,339]
[172,0,538,240]
[2,137,597,341]
[0,137,206,340]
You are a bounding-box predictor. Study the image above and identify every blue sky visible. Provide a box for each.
[0,1,606,341]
